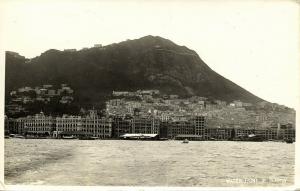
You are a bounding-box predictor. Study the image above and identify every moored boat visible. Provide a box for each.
[79,136,99,140]
[62,135,77,139]
[182,139,189,144]
[15,135,25,139]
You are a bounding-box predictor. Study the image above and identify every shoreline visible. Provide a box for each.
[5,137,293,143]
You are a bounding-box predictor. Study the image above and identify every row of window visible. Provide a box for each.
[27,128,51,131]
[25,123,53,126]
[58,128,80,131]
[134,130,157,134]
[83,130,111,133]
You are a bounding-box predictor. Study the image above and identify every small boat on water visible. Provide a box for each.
[62,135,77,139]
[182,139,189,144]
[79,136,99,140]
[234,134,265,142]
[5,135,10,139]
[15,135,25,139]
[268,139,284,142]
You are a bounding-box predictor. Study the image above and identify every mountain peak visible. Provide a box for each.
[139,35,168,41]
[5,36,263,106]
[118,35,177,49]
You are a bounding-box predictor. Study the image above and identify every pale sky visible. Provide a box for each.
[0,0,299,108]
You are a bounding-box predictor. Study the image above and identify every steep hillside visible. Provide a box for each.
[5,35,263,106]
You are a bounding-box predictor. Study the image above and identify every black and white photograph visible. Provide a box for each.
[0,0,299,190]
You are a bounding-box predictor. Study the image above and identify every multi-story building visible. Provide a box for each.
[7,118,19,134]
[7,117,25,135]
[193,115,206,136]
[234,128,255,138]
[113,116,132,138]
[55,115,82,133]
[169,120,194,138]
[131,116,160,134]
[265,129,278,140]
[204,128,233,140]
[282,129,295,140]
[159,122,169,138]
[5,115,9,135]
[24,112,55,136]
[82,112,113,138]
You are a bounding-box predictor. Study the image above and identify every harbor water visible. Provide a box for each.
[5,139,295,186]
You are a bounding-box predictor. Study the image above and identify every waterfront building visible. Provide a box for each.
[7,117,26,135]
[282,129,295,140]
[253,129,266,139]
[265,129,278,140]
[24,112,55,136]
[5,115,9,135]
[82,117,112,138]
[221,128,233,140]
[55,115,82,133]
[168,120,194,138]
[159,121,169,138]
[7,118,18,134]
[253,129,271,140]
[193,115,206,136]
[203,128,233,140]
[131,116,160,134]
[113,116,132,138]
[234,128,255,138]
[82,111,113,138]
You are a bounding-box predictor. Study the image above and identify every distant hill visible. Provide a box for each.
[5,35,263,108]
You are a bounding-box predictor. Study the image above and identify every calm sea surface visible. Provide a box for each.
[5,139,295,186]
